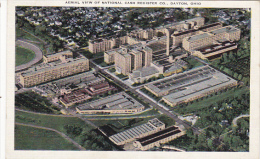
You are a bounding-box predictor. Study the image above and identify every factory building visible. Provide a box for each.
[76,92,145,114]
[20,51,89,87]
[109,118,165,145]
[145,66,238,106]
[133,125,185,151]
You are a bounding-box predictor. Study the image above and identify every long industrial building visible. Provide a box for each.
[76,92,145,114]
[183,25,240,52]
[20,51,89,87]
[133,125,185,151]
[109,118,165,146]
[144,66,238,106]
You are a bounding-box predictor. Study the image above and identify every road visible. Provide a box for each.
[15,40,43,72]
[89,60,201,135]
[232,114,249,126]
[15,122,86,150]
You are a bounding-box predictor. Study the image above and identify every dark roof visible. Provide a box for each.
[137,125,179,144]
[141,129,181,146]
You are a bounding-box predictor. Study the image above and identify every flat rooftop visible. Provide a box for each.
[76,92,144,111]
[163,69,237,104]
[109,118,164,144]
[136,125,181,146]
[131,66,159,78]
[44,50,73,58]
[22,57,87,76]
[210,26,240,35]
[37,71,104,94]
[145,66,237,97]
[186,32,212,42]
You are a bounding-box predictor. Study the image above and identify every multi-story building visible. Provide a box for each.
[183,25,240,52]
[92,17,206,54]
[20,52,89,87]
[128,28,155,40]
[115,48,132,75]
[155,17,205,34]
[113,43,153,75]
[183,32,214,52]
[192,41,238,60]
[171,22,223,46]
[43,50,73,63]
[89,36,128,54]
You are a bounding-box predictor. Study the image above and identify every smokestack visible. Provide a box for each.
[166,29,170,56]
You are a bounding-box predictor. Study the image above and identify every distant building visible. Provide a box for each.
[183,25,240,52]
[20,51,89,87]
[172,22,222,46]
[89,36,128,54]
[193,41,238,60]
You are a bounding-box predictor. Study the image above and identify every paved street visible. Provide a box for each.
[15,40,43,72]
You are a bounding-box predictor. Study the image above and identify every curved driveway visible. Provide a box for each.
[232,114,249,126]
[15,40,43,72]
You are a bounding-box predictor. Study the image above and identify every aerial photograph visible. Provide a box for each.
[14,7,250,151]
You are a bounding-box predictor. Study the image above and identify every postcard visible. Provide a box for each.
[4,0,260,159]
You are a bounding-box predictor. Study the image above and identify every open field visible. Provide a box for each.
[15,125,79,150]
[15,46,35,66]
[15,110,94,135]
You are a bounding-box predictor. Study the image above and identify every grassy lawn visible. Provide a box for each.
[90,113,175,133]
[81,108,159,120]
[15,46,35,66]
[93,57,111,67]
[15,110,94,135]
[91,117,156,133]
[183,57,204,70]
[15,125,79,150]
[172,86,249,115]
[115,73,129,80]
[16,28,41,42]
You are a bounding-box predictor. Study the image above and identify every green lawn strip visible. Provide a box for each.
[91,117,156,133]
[15,110,94,136]
[90,114,175,133]
[172,87,249,115]
[15,124,79,150]
[81,108,159,119]
[15,46,36,66]
[16,28,42,43]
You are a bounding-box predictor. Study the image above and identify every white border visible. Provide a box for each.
[0,1,7,159]
[5,1,260,159]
